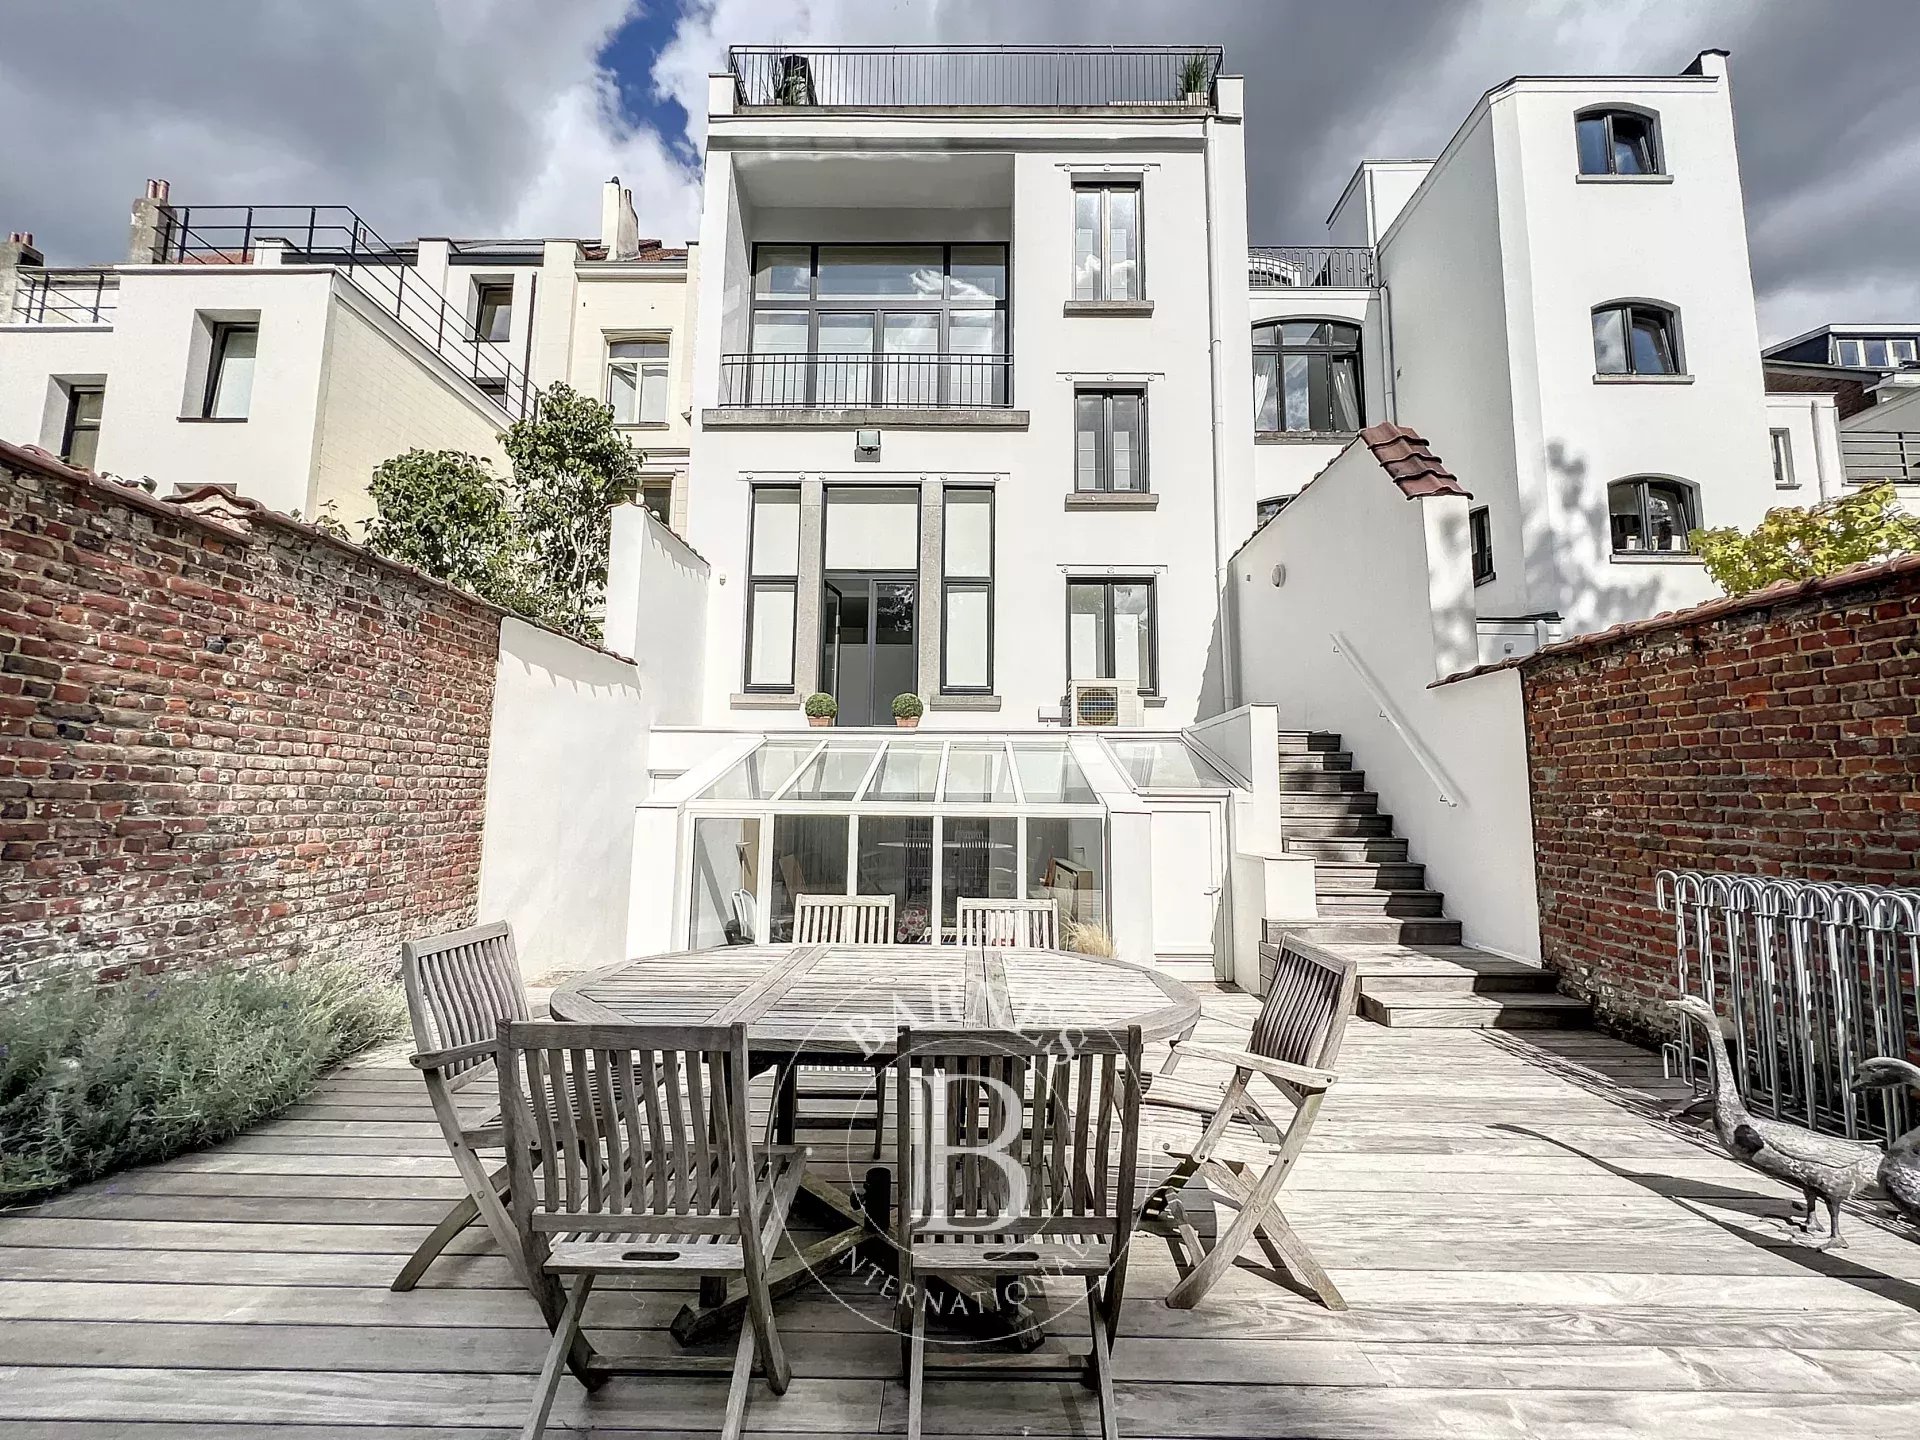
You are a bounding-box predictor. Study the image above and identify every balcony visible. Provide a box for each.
[1248,246,1377,289]
[727,45,1222,111]
[713,352,1020,426]
[1841,429,1920,485]
[7,269,118,325]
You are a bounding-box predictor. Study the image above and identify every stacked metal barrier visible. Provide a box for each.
[1657,870,1919,1141]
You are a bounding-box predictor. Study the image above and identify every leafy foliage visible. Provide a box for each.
[1692,484,1920,597]
[0,960,406,1202]
[804,692,838,719]
[891,692,924,719]
[360,384,643,641]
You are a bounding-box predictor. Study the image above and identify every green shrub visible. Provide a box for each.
[804,692,838,719]
[0,959,407,1203]
[891,692,924,719]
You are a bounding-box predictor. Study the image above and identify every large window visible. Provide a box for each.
[1575,107,1661,176]
[1072,183,1140,301]
[1068,578,1156,695]
[748,244,1007,407]
[942,488,993,693]
[1609,478,1698,555]
[608,338,669,423]
[1253,321,1362,434]
[202,322,257,419]
[1592,302,1682,376]
[1074,389,1147,492]
[60,385,103,469]
[745,487,800,690]
[768,814,848,942]
[1835,336,1919,369]
[689,816,761,946]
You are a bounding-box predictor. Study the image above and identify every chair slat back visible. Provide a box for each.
[498,1020,752,1233]
[956,897,1060,950]
[896,1026,1143,1239]
[1251,940,1359,1070]
[401,921,529,1080]
[793,893,896,945]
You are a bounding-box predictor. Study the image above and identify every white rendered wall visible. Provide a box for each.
[604,503,710,725]
[0,324,115,456]
[477,617,651,981]
[1764,392,1842,502]
[1231,444,1540,960]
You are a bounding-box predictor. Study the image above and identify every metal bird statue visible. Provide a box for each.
[1665,996,1883,1250]
[1850,1057,1920,1230]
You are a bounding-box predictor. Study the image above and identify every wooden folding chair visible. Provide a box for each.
[895,1025,1145,1440]
[956,897,1060,949]
[1141,939,1358,1310]
[792,893,896,944]
[498,1019,806,1440]
[393,921,532,1292]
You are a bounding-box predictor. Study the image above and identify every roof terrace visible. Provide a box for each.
[726,44,1223,111]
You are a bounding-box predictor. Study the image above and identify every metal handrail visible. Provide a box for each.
[8,270,118,325]
[1248,247,1377,289]
[727,45,1223,109]
[151,204,531,419]
[719,351,1011,410]
[1328,631,1461,807]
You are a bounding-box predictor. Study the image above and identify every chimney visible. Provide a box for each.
[0,231,43,319]
[128,177,174,263]
[600,175,641,261]
[1684,49,1730,79]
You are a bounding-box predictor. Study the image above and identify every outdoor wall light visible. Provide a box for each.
[855,429,881,457]
[1271,563,1287,588]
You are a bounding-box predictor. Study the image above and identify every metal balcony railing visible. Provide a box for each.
[8,270,118,324]
[152,205,531,419]
[1841,429,1920,486]
[719,352,1011,410]
[727,45,1222,110]
[1248,247,1377,289]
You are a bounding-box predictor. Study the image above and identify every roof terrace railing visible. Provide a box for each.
[727,45,1222,110]
[152,205,532,419]
[1248,247,1377,289]
[8,269,118,325]
[1841,429,1920,486]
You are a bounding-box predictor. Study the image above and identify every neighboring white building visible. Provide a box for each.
[0,180,695,528]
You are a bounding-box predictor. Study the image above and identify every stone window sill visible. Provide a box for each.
[1593,373,1694,385]
[930,694,1002,712]
[1609,551,1702,565]
[1065,491,1158,511]
[1256,431,1356,446]
[729,691,801,708]
[1575,172,1674,184]
[702,408,1029,430]
[177,415,249,423]
[1063,300,1154,317]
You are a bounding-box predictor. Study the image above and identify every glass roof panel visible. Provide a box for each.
[868,742,945,802]
[1107,738,1234,790]
[941,741,1017,803]
[1013,743,1096,804]
[704,740,820,801]
[786,743,882,801]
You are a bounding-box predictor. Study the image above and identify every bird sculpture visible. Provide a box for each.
[1665,996,1883,1250]
[1851,1057,1920,1229]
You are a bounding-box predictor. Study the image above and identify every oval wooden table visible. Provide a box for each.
[549,943,1204,1343]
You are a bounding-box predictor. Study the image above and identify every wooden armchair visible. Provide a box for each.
[792,893,896,944]
[1141,939,1358,1310]
[956,896,1060,949]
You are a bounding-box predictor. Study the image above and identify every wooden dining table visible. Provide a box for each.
[548,942,1203,1343]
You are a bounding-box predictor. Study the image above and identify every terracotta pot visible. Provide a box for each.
[896,715,921,728]
[808,714,833,727]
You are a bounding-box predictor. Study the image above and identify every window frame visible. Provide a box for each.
[1608,477,1700,556]
[1252,319,1365,434]
[640,478,674,526]
[1592,301,1684,377]
[1574,105,1663,177]
[743,486,802,693]
[1071,181,1143,302]
[1770,428,1797,489]
[60,384,104,468]
[201,321,259,419]
[939,487,995,695]
[607,336,671,425]
[473,280,514,344]
[1073,387,1149,493]
[1469,506,1495,586]
[746,243,1010,408]
[1835,336,1919,369]
[1065,576,1159,697]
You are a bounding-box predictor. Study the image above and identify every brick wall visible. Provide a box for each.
[0,441,501,993]
[1521,557,1920,1039]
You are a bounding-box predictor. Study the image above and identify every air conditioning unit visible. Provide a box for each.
[1068,679,1145,728]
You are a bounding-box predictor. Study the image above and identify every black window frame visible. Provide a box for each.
[1769,428,1796,489]
[1592,301,1683,376]
[473,281,514,344]
[1073,387,1149,493]
[60,383,104,468]
[1469,506,1495,586]
[1574,106,1663,177]
[1071,181,1143,302]
[1608,477,1700,556]
[746,243,1010,408]
[743,486,802,693]
[939,487,995,695]
[201,321,259,419]
[1065,576,1159,697]
[1252,319,1365,434]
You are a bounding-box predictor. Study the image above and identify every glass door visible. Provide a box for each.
[822,574,917,726]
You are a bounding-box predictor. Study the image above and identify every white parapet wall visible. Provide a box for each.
[605,503,710,725]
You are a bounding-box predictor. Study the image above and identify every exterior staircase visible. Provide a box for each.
[1264,730,1588,1030]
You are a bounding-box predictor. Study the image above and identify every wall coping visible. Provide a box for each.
[1435,550,1920,687]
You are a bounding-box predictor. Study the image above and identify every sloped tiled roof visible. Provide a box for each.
[1358,422,1470,498]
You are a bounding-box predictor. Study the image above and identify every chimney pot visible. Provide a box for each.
[146,178,171,201]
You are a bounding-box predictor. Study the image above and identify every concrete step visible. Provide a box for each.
[1275,792,1380,817]
[1279,770,1368,793]
[1346,944,1561,995]
[1275,750,1354,774]
[1283,836,1410,862]
[1281,814,1396,839]
[1266,917,1464,947]
[1276,731,1342,754]
[1312,862,1429,891]
[1358,984,1590,1030]
[1315,889,1446,918]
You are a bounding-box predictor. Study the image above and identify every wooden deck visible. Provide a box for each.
[5,981,1920,1436]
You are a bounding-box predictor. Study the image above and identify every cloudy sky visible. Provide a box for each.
[3,0,1915,344]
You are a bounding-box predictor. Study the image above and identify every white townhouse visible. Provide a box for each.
[0,180,696,529]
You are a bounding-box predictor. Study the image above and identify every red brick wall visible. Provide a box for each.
[0,449,500,992]
[1523,560,1920,1038]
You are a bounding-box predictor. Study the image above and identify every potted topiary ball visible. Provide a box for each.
[892,693,924,729]
[805,692,837,727]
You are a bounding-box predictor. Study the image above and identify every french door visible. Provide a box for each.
[822,574,917,727]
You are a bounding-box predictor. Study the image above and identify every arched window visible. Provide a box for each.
[1593,301,1682,376]
[1252,320,1363,434]
[1575,106,1662,176]
[1608,477,1698,554]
